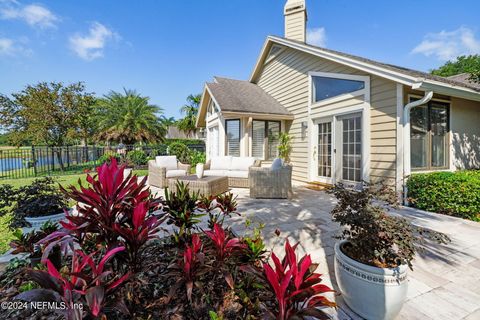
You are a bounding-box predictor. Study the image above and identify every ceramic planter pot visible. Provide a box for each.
[334,240,408,320]
[25,212,66,230]
[196,163,204,179]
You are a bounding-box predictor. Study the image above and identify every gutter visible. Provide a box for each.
[402,90,433,203]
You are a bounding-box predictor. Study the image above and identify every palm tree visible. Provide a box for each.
[94,89,166,144]
[177,94,201,138]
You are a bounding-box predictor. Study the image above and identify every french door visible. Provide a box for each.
[314,113,362,185]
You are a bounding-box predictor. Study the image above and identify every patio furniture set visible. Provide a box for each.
[148,155,292,198]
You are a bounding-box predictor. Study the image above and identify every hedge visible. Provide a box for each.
[406,170,480,221]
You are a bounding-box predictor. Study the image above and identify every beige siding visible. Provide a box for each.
[284,12,306,42]
[256,47,399,184]
[369,77,397,183]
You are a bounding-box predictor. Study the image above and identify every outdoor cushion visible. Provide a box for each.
[226,170,249,179]
[204,169,228,176]
[271,158,283,171]
[230,157,256,171]
[155,156,178,170]
[166,169,187,178]
[210,156,232,170]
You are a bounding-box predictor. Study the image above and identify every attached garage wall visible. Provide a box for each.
[255,47,398,184]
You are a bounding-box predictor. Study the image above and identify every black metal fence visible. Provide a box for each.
[0,144,205,180]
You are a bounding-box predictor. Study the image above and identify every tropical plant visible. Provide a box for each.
[41,158,163,271]
[277,132,293,163]
[199,192,239,228]
[24,247,130,319]
[94,89,166,144]
[242,219,267,262]
[328,182,451,269]
[262,239,335,320]
[177,94,201,138]
[168,141,192,164]
[162,181,203,243]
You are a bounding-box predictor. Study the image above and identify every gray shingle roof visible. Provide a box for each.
[447,73,480,90]
[272,36,480,93]
[206,77,292,115]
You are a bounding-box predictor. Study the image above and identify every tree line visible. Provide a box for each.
[0,82,201,147]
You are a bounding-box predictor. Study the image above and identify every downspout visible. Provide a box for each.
[403,90,433,204]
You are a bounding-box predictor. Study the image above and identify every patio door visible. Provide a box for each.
[336,113,362,186]
[208,126,219,157]
[313,113,362,185]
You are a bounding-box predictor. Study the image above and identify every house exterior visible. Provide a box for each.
[196,0,480,192]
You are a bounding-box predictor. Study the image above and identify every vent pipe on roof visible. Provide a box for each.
[284,0,307,42]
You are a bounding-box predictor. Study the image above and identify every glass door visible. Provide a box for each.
[337,114,362,184]
[314,120,333,184]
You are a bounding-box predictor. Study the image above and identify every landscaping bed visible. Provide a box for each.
[407,170,480,221]
[0,159,335,319]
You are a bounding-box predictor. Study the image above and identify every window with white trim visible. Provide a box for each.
[312,76,365,103]
[207,99,218,116]
[410,99,450,170]
[225,119,240,157]
[252,120,280,160]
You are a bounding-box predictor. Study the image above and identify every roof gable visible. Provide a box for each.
[249,36,480,102]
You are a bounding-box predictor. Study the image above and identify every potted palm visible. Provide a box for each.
[329,183,450,320]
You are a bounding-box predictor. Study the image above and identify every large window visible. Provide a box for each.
[410,99,449,170]
[252,120,280,160]
[225,119,240,156]
[312,76,365,103]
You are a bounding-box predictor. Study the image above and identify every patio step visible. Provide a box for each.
[305,181,331,191]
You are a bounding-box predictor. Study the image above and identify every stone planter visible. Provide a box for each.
[25,212,66,230]
[334,240,408,320]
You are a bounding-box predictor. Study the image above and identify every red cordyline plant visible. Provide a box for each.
[199,193,239,228]
[204,223,245,262]
[204,223,246,289]
[22,247,130,320]
[262,240,336,320]
[42,158,164,271]
[168,234,207,302]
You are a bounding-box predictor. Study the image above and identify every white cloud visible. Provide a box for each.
[0,2,58,29]
[69,22,119,61]
[411,27,480,61]
[307,27,326,47]
[0,36,32,56]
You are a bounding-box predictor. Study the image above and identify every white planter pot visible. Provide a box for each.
[196,163,204,179]
[334,240,408,320]
[25,211,66,230]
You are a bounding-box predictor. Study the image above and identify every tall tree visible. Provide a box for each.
[177,93,201,138]
[0,82,94,169]
[94,89,165,144]
[431,55,480,81]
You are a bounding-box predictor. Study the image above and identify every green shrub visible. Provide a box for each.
[97,151,120,165]
[190,150,206,167]
[168,142,191,164]
[126,150,148,166]
[407,171,480,221]
[165,138,204,146]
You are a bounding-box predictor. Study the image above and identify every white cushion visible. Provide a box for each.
[155,156,178,170]
[210,156,232,170]
[271,158,283,171]
[230,157,256,171]
[166,169,187,178]
[204,169,228,176]
[226,170,248,178]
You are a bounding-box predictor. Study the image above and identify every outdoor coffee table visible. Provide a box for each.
[168,175,229,196]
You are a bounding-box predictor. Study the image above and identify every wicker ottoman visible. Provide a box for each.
[168,175,229,196]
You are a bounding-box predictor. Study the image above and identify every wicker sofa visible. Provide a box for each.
[148,156,191,188]
[203,156,261,188]
[249,164,292,199]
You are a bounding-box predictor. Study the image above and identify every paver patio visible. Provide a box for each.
[151,182,480,319]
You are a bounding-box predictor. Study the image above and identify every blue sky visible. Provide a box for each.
[1,0,479,118]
